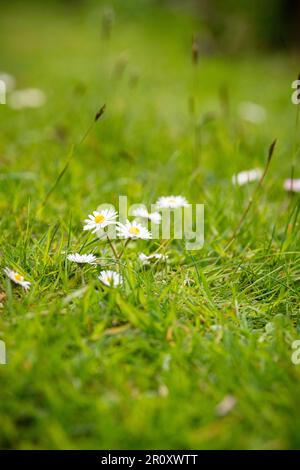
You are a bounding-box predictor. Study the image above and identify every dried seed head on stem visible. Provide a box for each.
[40,104,107,211]
[192,34,200,65]
[225,139,277,251]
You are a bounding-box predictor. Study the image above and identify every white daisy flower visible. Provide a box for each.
[4,267,31,291]
[0,72,16,92]
[156,195,189,209]
[83,208,118,234]
[232,168,262,186]
[149,212,162,224]
[132,207,161,224]
[8,88,46,109]
[183,277,195,286]
[67,253,97,264]
[98,270,123,287]
[238,102,266,124]
[138,252,168,266]
[283,178,300,193]
[117,220,152,239]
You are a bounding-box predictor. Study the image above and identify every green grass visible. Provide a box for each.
[0,0,300,450]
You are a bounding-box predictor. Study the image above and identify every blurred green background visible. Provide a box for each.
[7,0,300,51]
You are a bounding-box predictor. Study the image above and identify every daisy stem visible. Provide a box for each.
[118,239,130,259]
[157,239,170,253]
[107,235,119,260]
[81,268,85,286]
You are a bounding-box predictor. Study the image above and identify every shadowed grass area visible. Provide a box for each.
[0,0,300,449]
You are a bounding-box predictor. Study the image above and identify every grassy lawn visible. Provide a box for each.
[0,0,300,449]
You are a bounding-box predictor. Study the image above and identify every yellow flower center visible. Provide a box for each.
[168,198,177,204]
[14,273,23,282]
[129,226,140,236]
[95,214,105,224]
[106,276,112,284]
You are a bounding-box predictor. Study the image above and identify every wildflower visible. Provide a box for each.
[210,324,222,331]
[98,270,123,287]
[138,252,168,265]
[232,168,262,186]
[283,178,300,193]
[238,101,266,124]
[8,88,46,109]
[132,207,161,224]
[67,253,97,264]
[0,72,16,92]
[216,395,237,417]
[158,384,169,397]
[3,267,31,291]
[83,208,118,234]
[183,276,195,286]
[117,220,152,239]
[156,195,188,209]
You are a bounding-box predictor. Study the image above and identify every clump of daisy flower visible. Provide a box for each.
[283,178,300,193]
[117,220,152,239]
[98,270,123,287]
[238,101,266,124]
[67,253,97,264]
[156,195,189,209]
[0,72,16,92]
[232,168,262,186]
[4,267,31,291]
[83,208,118,234]
[132,207,161,224]
[8,88,46,109]
[138,252,168,266]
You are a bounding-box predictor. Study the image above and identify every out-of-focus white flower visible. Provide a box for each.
[184,277,195,286]
[67,253,97,264]
[138,252,168,266]
[210,324,223,331]
[283,178,300,193]
[232,168,262,186]
[117,220,152,239]
[132,207,161,224]
[0,72,16,92]
[158,384,169,397]
[216,395,237,417]
[156,195,189,209]
[83,208,118,234]
[9,88,46,109]
[3,267,31,291]
[98,270,123,287]
[238,101,266,124]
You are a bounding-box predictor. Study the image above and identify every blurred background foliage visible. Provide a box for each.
[15,0,300,52]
